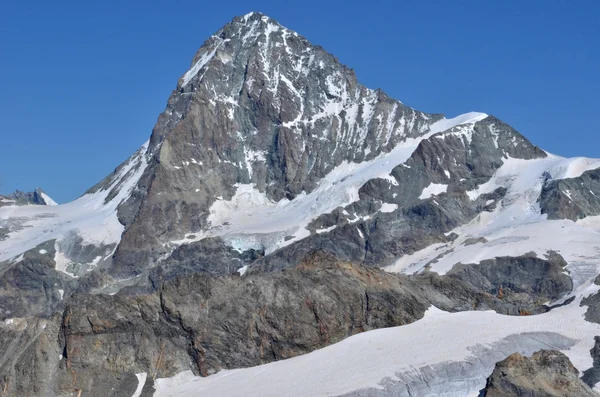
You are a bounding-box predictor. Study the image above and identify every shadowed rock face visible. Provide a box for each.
[582,336,600,389]
[481,350,597,397]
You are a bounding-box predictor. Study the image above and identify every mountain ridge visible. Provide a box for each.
[1,12,600,397]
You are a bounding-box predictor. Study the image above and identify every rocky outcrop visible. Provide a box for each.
[582,336,600,389]
[423,254,573,315]
[481,350,597,396]
[540,167,600,221]
[0,316,62,397]
[47,253,429,396]
[0,240,70,320]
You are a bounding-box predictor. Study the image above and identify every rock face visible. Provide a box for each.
[582,336,600,389]
[46,254,429,396]
[482,350,597,397]
[415,254,573,315]
[249,116,548,274]
[540,167,600,221]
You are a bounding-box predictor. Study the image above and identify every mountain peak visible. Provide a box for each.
[179,12,300,88]
[0,188,57,206]
[113,12,445,272]
[238,11,272,24]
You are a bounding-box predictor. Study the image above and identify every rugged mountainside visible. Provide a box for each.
[1,11,600,397]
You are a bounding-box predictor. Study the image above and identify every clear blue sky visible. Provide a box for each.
[1,0,599,203]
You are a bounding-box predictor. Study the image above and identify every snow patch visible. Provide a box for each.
[181,45,221,87]
[419,183,448,199]
[131,373,147,397]
[316,225,337,234]
[379,203,398,213]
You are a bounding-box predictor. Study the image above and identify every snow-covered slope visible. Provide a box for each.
[0,141,149,276]
[40,192,58,206]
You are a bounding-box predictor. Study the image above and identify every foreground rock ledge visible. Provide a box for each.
[482,350,598,397]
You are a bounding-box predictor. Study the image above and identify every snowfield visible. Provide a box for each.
[0,141,149,276]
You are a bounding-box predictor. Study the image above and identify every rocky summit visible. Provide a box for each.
[1,11,600,397]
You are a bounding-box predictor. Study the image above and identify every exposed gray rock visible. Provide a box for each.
[582,336,600,388]
[540,167,600,221]
[0,240,71,320]
[481,350,597,397]
[0,316,62,397]
[430,254,573,315]
[46,253,429,396]
[581,275,600,325]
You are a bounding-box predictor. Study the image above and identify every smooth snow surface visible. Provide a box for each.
[419,183,448,199]
[379,203,398,213]
[131,373,147,397]
[0,141,149,274]
[196,112,488,254]
[40,192,58,206]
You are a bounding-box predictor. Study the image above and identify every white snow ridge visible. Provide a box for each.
[0,140,150,276]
